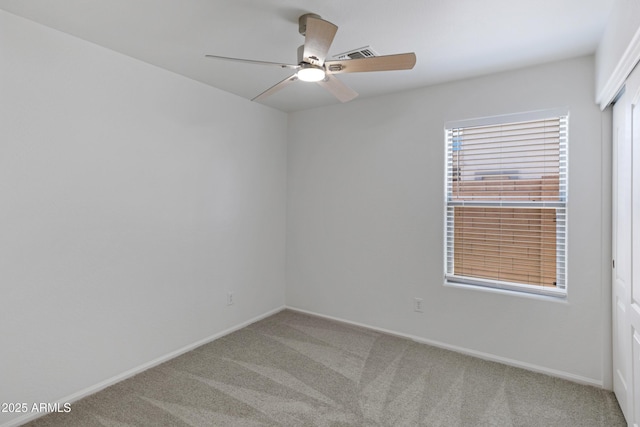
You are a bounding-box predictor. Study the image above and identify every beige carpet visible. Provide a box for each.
[26,309,625,426]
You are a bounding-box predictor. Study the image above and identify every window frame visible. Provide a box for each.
[443,108,569,298]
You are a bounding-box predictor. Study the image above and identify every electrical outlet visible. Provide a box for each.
[414,297,423,313]
[227,292,234,306]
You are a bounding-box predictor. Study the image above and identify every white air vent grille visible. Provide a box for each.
[333,46,379,60]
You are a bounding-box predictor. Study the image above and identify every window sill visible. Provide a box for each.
[444,280,568,303]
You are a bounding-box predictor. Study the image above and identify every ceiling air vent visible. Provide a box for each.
[332,46,380,60]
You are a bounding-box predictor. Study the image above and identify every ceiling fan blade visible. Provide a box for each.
[252,74,298,102]
[316,74,358,103]
[324,53,416,74]
[205,54,299,69]
[303,16,338,66]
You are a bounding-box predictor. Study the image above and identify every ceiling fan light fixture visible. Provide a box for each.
[297,64,325,82]
[205,13,415,104]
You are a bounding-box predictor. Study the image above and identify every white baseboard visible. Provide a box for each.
[285,306,604,389]
[4,303,603,427]
[1,305,286,427]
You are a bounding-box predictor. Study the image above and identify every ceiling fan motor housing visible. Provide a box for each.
[298,13,321,36]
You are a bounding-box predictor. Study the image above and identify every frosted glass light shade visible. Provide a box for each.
[297,66,325,82]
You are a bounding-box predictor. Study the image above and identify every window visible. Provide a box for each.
[444,109,568,297]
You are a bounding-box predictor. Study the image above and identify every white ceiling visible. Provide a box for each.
[0,0,614,112]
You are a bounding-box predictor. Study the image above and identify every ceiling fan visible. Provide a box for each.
[205,13,416,103]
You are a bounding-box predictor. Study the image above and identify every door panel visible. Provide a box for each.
[613,86,632,420]
[633,329,640,427]
[633,81,640,311]
[631,67,640,427]
[614,63,640,426]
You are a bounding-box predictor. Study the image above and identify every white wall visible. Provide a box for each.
[595,0,640,106]
[0,10,286,426]
[287,56,611,386]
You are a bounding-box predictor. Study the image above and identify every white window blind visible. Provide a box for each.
[445,110,568,296]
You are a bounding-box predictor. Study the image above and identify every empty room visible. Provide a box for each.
[1,0,640,426]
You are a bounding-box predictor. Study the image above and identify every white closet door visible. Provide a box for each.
[630,65,640,427]
[613,63,640,426]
